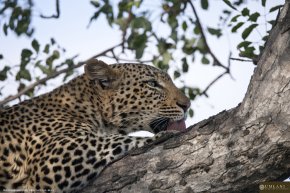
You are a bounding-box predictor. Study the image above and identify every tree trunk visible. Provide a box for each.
[81,1,290,193]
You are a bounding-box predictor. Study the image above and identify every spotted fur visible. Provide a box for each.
[0,59,190,193]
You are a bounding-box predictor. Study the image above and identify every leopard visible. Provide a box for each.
[0,59,190,193]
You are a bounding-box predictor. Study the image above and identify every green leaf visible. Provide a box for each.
[242,24,258,40]
[207,27,222,38]
[90,0,100,8]
[182,21,188,31]
[36,62,51,75]
[196,38,207,54]
[237,41,252,49]
[174,70,181,79]
[90,11,101,24]
[136,45,146,59]
[50,38,56,45]
[241,8,250,16]
[3,24,8,36]
[188,88,200,100]
[162,52,171,65]
[9,17,15,30]
[0,66,11,81]
[114,18,127,31]
[249,12,260,22]
[16,69,31,81]
[134,1,142,8]
[22,70,31,81]
[223,10,231,15]
[231,22,244,33]
[262,35,269,42]
[268,20,276,26]
[188,88,196,100]
[182,58,188,73]
[21,49,33,59]
[65,59,75,68]
[239,46,257,59]
[269,5,283,12]
[170,31,178,42]
[201,56,210,64]
[157,38,173,53]
[16,17,30,35]
[182,38,196,55]
[131,17,152,31]
[193,26,200,34]
[155,60,169,71]
[31,39,40,53]
[64,69,74,81]
[44,44,50,54]
[230,14,241,22]
[52,50,60,59]
[168,15,178,29]
[262,0,266,7]
[188,108,194,117]
[222,0,237,11]
[201,0,209,10]
[259,45,264,53]
[45,50,60,67]
[184,38,196,48]
[128,33,147,59]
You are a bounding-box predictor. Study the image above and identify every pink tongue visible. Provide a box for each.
[166,120,186,131]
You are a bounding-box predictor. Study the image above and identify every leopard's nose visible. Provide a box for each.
[176,101,191,112]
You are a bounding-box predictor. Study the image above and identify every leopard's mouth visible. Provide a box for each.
[166,119,186,131]
[149,118,187,134]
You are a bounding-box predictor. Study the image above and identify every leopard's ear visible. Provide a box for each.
[85,59,120,88]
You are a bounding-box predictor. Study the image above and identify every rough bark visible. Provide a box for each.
[81,1,290,193]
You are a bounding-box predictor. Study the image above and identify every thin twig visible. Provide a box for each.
[88,42,123,59]
[111,50,119,63]
[121,11,133,52]
[200,71,228,97]
[230,57,253,62]
[187,0,228,71]
[187,0,232,97]
[0,42,123,106]
[228,52,232,70]
[55,55,79,70]
[227,52,235,81]
[40,0,60,19]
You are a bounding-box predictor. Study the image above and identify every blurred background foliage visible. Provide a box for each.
[0,0,283,117]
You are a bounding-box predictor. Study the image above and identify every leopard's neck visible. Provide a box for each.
[45,75,105,128]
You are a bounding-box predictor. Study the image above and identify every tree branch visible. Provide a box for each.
[0,42,123,106]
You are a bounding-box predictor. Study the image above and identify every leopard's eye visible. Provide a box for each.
[100,79,110,87]
[145,80,162,88]
[147,80,157,87]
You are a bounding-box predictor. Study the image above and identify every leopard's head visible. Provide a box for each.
[85,59,190,134]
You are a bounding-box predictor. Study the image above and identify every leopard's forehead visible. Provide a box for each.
[110,63,171,81]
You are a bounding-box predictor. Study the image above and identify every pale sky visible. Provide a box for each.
[0,0,283,128]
